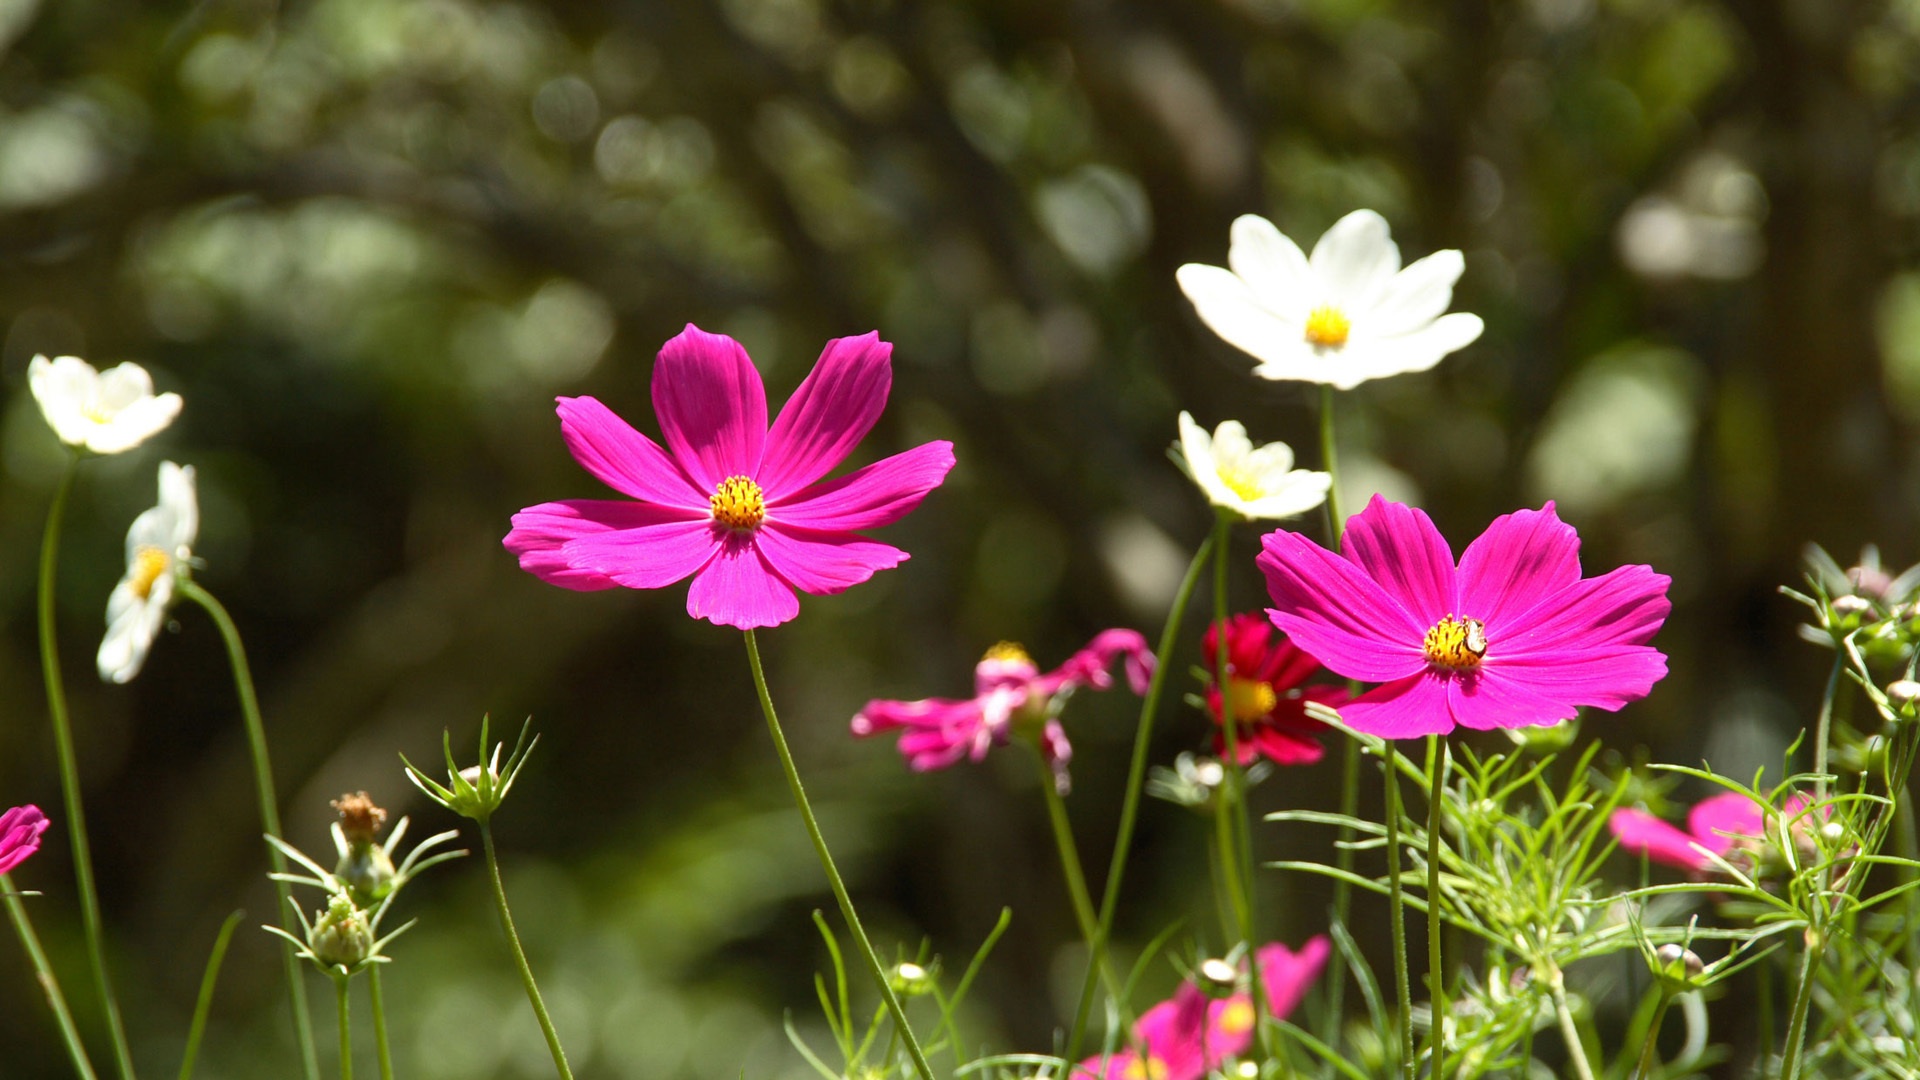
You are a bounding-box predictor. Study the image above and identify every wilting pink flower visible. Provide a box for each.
[1202,613,1349,766]
[505,325,955,630]
[0,805,50,876]
[851,631,1153,793]
[1258,497,1670,738]
[1076,937,1329,1080]
[1611,792,1806,873]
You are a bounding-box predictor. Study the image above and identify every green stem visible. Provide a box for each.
[480,822,575,1080]
[1066,537,1215,1062]
[1547,969,1596,1080]
[38,455,137,1080]
[1779,937,1819,1080]
[334,976,352,1080]
[1424,737,1447,1071]
[4,875,100,1080]
[1208,511,1274,1058]
[368,967,394,1080]
[175,579,320,1080]
[1814,654,1842,803]
[1633,990,1675,1080]
[1318,384,1355,1053]
[742,630,934,1080]
[1383,752,1413,1079]
[1036,749,1137,1042]
[177,912,243,1080]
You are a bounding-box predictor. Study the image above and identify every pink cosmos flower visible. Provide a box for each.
[1202,613,1350,766]
[850,631,1154,793]
[505,325,956,630]
[1258,496,1670,738]
[1075,937,1330,1080]
[1610,792,1804,874]
[0,805,50,876]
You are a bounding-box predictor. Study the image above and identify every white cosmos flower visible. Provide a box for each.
[1179,412,1330,520]
[1176,211,1484,390]
[28,355,183,454]
[99,462,197,684]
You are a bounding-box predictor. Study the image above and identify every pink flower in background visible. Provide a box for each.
[851,630,1153,793]
[1202,613,1349,766]
[0,805,50,876]
[1075,937,1329,1080]
[1611,792,1798,873]
[1259,497,1670,738]
[506,325,956,630]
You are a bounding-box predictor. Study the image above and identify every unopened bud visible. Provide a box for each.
[889,961,934,996]
[1198,957,1239,998]
[331,793,396,904]
[331,792,387,846]
[1833,595,1875,618]
[1653,943,1704,990]
[1821,821,1846,844]
[310,893,373,970]
[1889,681,1920,710]
[1234,1062,1259,1080]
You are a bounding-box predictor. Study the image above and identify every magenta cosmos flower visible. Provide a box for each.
[1258,497,1670,738]
[0,805,50,876]
[851,631,1153,793]
[1610,792,1805,874]
[506,325,955,630]
[1076,937,1329,1080]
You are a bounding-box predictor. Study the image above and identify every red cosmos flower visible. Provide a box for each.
[0,805,49,876]
[1201,614,1349,766]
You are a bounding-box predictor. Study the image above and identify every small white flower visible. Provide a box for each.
[1179,412,1330,520]
[98,462,197,684]
[1176,211,1484,390]
[28,355,183,454]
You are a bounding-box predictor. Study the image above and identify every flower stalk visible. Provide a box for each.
[1318,384,1360,1046]
[175,577,321,1080]
[38,453,137,1080]
[1066,536,1214,1061]
[480,821,575,1080]
[1424,736,1448,1072]
[333,974,353,1080]
[368,967,394,1080]
[3,874,100,1080]
[1383,749,1414,1079]
[743,629,934,1080]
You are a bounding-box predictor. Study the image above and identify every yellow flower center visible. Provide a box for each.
[1217,998,1256,1036]
[82,403,115,424]
[709,475,765,529]
[1218,465,1265,503]
[1225,678,1278,721]
[1423,615,1488,671]
[1122,1057,1170,1080]
[981,641,1033,666]
[1304,305,1351,348]
[130,546,171,601]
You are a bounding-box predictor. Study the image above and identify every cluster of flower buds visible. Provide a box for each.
[263,793,465,981]
[1791,544,1920,663]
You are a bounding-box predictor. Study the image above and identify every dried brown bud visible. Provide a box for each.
[331,792,387,846]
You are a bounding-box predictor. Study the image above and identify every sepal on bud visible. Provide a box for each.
[403,715,537,824]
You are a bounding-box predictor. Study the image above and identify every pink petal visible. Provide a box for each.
[559,516,723,590]
[1687,791,1766,854]
[0,805,49,876]
[505,500,707,592]
[1496,563,1672,658]
[1339,671,1456,738]
[1454,503,1582,629]
[685,535,799,629]
[1339,496,1457,627]
[1488,645,1669,713]
[1609,808,1712,871]
[754,523,909,596]
[1445,667,1579,731]
[852,696,991,771]
[758,333,893,496]
[769,441,956,532]
[652,325,768,491]
[1255,936,1330,1021]
[1039,629,1155,695]
[1258,528,1427,683]
[555,397,708,509]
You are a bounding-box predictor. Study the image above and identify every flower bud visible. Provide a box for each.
[1832,595,1875,618]
[1653,943,1704,991]
[310,893,373,970]
[889,961,935,997]
[1197,957,1240,998]
[331,793,396,905]
[404,715,536,824]
[1890,680,1920,711]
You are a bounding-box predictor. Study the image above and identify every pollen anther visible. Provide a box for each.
[129,546,170,601]
[981,641,1034,666]
[1424,615,1488,671]
[1304,305,1352,348]
[1226,678,1279,721]
[709,475,766,530]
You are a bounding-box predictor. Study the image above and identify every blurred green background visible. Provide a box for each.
[0,0,1915,1076]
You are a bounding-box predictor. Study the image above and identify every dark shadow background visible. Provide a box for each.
[1,0,1916,1076]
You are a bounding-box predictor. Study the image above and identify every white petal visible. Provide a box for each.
[1177,411,1237,509]
[1249,345,1346,386]
[94,363,157,411]
[156,462,199,553]
[29,355,98,447]
[1179,263,1323,374]
[1360,249,1466,338]
[1241,470,1333,520]
[1210,420,1254,465]
[1310,210,1400,310]
[98,584,162,683]
[1343,312,1485,383]
[1226,215,1313,315]
[84,393,182,455]
[1241,439,1297,479]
